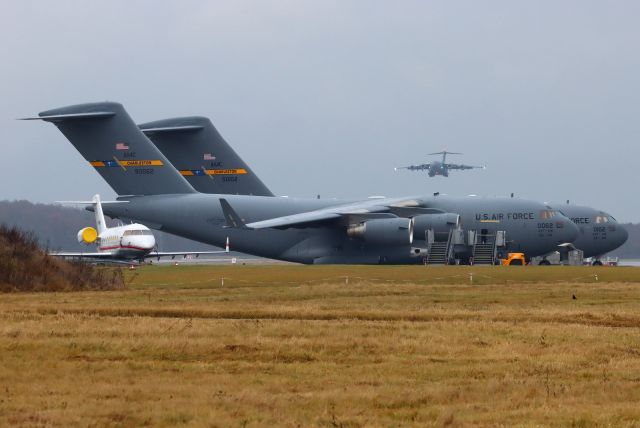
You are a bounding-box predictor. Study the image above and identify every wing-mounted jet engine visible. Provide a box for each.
[347,218,414,245]
[77,226,98,245]
[412,213,460,241]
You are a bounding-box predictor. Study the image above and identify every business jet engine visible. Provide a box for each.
[77,227,98,244]
[412,213,460,240]
[347,218,414,245]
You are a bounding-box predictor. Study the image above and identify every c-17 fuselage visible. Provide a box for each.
[99,193,578,265]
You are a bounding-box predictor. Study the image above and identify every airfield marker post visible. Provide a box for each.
[470,272,473,284]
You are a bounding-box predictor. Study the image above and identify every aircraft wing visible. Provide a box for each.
[445,163,484,171]
[49,252,114,258]
[146,250,228,259]
[243,198,428,230]
[395,163,431,171]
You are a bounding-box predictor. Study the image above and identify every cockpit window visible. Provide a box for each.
[595,215,610,224]
[539,210,558,219]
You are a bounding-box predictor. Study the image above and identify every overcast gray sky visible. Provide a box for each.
[2,1,639,221]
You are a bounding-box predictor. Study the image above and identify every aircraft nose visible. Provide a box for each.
[616,224,629,247]
[147,235,156,250]
[135,235,155,250]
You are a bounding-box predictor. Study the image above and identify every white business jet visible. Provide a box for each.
[50,194,228,262]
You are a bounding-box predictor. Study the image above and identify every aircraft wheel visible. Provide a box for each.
[539,259,551,266]
[592,260,603,266]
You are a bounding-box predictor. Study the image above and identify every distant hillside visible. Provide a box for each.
[0,200,221,253]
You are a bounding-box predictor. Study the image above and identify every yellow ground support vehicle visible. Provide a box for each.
[501,253,526,266]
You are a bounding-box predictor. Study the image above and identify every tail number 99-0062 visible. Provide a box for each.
[135,168,154,175]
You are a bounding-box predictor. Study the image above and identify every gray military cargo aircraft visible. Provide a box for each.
[549,203,628,263]
[396,151,485,177]
[135,120,629,264]
[26,102,579,265]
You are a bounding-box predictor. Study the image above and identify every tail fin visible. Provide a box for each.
[92,194,107,233]
[25,102,195,196]
[139,117,273,196]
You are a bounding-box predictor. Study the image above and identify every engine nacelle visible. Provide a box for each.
[412,213,460,240]
[347,218,413,245]
[77,227,98,245]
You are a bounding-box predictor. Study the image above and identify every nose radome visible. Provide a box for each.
[617,225,629,247]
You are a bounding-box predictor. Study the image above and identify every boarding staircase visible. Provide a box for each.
[471,231,504,265]
[425,230,452,265]
[420,228,507,265]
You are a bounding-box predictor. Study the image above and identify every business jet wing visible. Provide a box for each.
[241,197,438,230]
[445,163,485,171]
[146,250,228,259]
[395,163,431,171]
[147,237,230,259]
[49,251,115,258]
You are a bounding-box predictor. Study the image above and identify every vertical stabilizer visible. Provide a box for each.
[92,194,107,234]
[26,102,196,196]
[139,117,273,196]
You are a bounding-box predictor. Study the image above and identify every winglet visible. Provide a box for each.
[219,199,250,229]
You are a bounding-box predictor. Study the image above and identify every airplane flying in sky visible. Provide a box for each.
[50,194,229,263]
[26,101,621,265]
[395,151,485,177]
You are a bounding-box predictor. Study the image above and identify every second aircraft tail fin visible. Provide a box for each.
[139,117,274,197]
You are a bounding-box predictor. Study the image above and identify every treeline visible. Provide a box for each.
[0,200,220,253]
[0,224,123,292]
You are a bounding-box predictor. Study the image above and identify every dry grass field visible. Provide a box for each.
[1,265,640,427]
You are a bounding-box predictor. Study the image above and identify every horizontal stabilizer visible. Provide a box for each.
[20,112,115,122]
[54,200,129,205]
[140,125,204,134]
